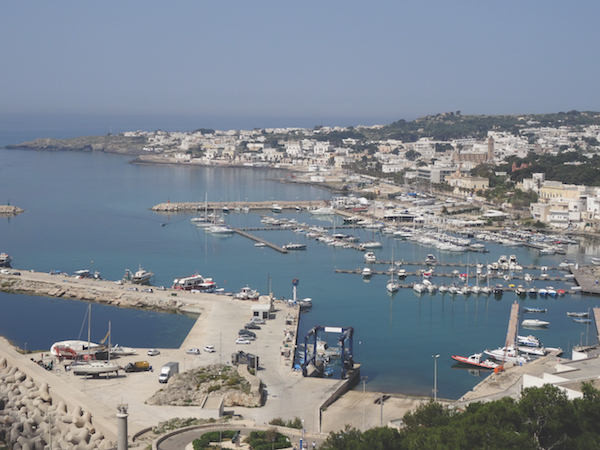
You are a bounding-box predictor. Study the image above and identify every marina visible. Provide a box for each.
[1,148,599,404]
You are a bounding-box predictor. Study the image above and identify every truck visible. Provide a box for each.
[158,362,179,383]
[124,361,150,373]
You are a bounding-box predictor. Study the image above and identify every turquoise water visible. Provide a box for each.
[0,147,598,400]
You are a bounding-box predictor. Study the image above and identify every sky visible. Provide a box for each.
[1,1,600,133]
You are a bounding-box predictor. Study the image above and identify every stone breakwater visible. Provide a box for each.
[0,356,113,450]
[0,205,24,217]
[0,274,186,314]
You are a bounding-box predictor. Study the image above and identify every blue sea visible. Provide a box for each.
[0,126,598,400]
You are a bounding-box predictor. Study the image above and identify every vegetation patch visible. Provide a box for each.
[244,429,290,450]
[192,430,237,449]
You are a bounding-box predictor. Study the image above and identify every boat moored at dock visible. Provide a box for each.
[172,273,217,292]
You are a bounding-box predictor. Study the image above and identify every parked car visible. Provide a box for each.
[142,288,153,293]
[186,348,201,355]
[238,329,256,338]
[157,286,166,291]
[11,272,20,276]
[235,338,251,345]
[250,318,266,325]
[128,287,138,291]
[204,345,216,353]
[147,348,160,356]
[244,323,261,330]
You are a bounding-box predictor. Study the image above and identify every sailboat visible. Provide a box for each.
[71,306,121,377]
[191,194,211,227]
[386,249,400,293]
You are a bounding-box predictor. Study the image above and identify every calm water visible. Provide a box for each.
[0,144,598,400]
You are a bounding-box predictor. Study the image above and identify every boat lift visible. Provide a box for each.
[302,325,354,378]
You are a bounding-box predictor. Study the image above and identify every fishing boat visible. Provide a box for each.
[451,353,498,370]
[123,266,153,285]
[521,318,550,327]
[234,286,260,300]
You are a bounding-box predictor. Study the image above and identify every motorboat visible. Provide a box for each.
[527,287,537,297]
[364,252,377,263]
[271,203,283,213]
[424,254,437,265]
[172,273,217,291]
[517,335,540,348]
[283,243,307,250]
[567,312,589,318]
[573,318,592,324]
[110,344,138,356]
[518,346,547,356]
[438,284,448,294]
[521,319,550,327]
[234,286,260,300]
[452,353,499,370]
[397,269,407,278]
[523,307,546,314]
[361,241,383,249]
[362,267,372,278]
[309,206,335,215]
[208,224,235,234]
[484,346,530,365]
[413,283,425,293]
[515,285,526,297]
[0,253,12,267]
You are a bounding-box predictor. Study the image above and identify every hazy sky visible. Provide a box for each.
[2,1,599,131]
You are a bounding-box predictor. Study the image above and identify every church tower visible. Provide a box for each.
[487,137,495,162]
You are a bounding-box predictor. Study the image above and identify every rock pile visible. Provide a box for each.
[0,357,113,449]
[146,364,263,408]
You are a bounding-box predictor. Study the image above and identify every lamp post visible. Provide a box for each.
[432,354,440,401]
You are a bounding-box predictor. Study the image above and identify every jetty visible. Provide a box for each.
[152,200,327,213]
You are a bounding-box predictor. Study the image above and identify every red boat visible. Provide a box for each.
[452,353,499,370]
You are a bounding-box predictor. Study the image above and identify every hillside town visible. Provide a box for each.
[127,117,600,231]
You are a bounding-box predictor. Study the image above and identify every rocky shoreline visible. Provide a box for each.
[4,136,147,155]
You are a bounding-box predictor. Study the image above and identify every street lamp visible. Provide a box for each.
[432,354,440,401]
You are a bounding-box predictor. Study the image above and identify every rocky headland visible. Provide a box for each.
[4,135,148,155]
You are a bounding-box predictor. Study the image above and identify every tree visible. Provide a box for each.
[405,150,421,161]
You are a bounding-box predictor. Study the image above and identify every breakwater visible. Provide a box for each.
[0,272,188,314]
